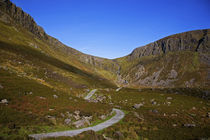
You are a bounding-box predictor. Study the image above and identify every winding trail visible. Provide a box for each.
[29,108,125,140]
[84,89,97,100]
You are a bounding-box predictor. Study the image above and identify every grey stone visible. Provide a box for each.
[168,69,178,79]
[73,120,86,128]
[183,124,196,127]
[100,115,106,120]
[64,118,71,125]
[0,84,3,89]
[0,99,8,104]
[60,113,65,118]
[133,112,144,121]
[133,103,143,109]
[151,109,158,113]
[167,97,172,100]
[151,101,157,105]
[53,94,58,98]
[39,96,46,100]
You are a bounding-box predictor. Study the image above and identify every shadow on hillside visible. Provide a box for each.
[124,87,210,99]
[0,41,115,88]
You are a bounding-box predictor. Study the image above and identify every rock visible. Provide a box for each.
[173,124,177,127]
[39,96,46,100]
[192,107,196,110]
[133,112,144,121]
[0,99,8,104]
[0,0,48,39]
[69,97,72,100]
[25,91,33,95]
[73,120,86,128]
[151,109,158,113]
[116,87,122,92]
[103,134,113,140]
[53,94,58,98]
[133,103,143,109]
[183,124,196,127]
[167,97,172,100]
[168,69,178,79]
[60,113,65,118]
[100,115,106,120]
[151,101,157,105]
[64,118,71,125]
[0,84,3,89]
[114,131,124,140]
[171,114,177,117]
[150,99,155,102]
[74,115,81,120]
[74,110,80,115]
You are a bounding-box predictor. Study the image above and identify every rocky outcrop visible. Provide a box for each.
[0,0,48,39]
[128,29,210,60]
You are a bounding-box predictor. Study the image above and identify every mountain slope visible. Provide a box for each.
[116,29,210,88]
[1,0,209,89]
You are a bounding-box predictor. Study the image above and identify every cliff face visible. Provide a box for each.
[0,0,48,39]
[128,29,210,60]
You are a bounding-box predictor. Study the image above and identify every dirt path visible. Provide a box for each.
[29,108,125,140]
[84,89,97,100]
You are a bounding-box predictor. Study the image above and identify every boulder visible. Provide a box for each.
[64,118,71,125]
[151,109,158,113]
[167,97,172,100]
[0,99,8,104]
[116,87,122,92]
[53,94,58,98]
[151,101,157,105]
[0,84,3,89]
[73,120,86,128]
[133,112,144,121]
[183,124,196,127]
[133,103,143,109]
[100,115,106,120]
[168,69,178,79]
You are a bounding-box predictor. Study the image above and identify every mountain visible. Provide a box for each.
[116,29,210,88]
[1,0,209,89]
[0,0,209,140]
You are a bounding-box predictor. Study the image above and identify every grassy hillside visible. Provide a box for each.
[0,21,115,139]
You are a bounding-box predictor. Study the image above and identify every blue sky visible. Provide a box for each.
[11,0,210,59]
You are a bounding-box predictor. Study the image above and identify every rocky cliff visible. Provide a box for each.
[128,29,209,60]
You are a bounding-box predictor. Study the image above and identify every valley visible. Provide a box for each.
[0,0,209,139]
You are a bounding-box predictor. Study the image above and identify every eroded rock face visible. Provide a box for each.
[0,0,47,39]
[128,29,210,60]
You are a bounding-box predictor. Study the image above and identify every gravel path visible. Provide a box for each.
[29,108,125,140]
[84,89,97,100]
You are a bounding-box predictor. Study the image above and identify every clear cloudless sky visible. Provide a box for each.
[11,0,210,59]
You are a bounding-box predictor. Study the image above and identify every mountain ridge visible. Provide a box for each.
[0,0,209,88]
